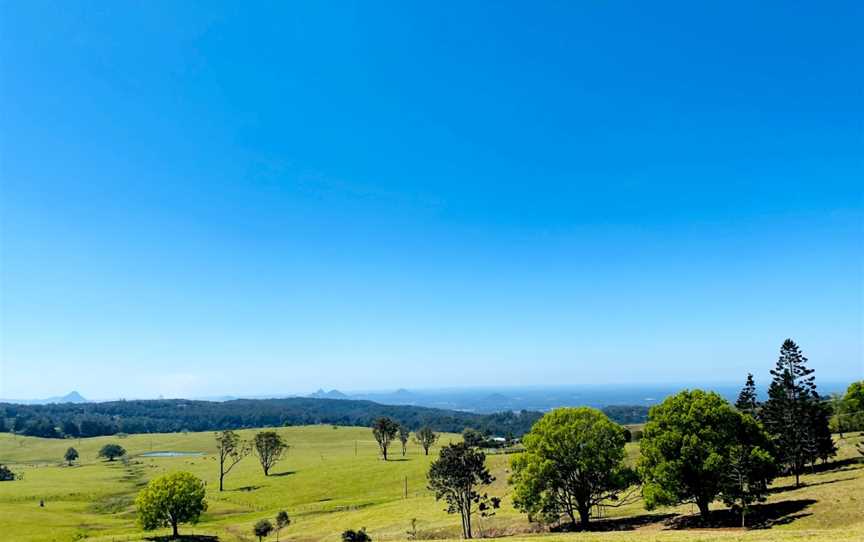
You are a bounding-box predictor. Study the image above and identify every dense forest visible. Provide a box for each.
[0,397,649,439]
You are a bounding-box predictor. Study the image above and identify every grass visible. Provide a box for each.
[0,427,862,542]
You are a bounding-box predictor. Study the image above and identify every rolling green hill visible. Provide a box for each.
[0,426,861,542]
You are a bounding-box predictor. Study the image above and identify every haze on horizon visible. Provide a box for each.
[1,2,862,401]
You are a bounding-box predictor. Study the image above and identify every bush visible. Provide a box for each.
[342,528,372,542]
[0,464,18,481]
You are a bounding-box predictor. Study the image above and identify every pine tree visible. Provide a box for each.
[735,373,760,418]
[761,339,833,487]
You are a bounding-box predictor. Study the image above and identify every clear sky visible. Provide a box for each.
[1,1,862,400]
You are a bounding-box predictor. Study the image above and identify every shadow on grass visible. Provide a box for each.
[551,513,676,532]
[666,499,817,530]
[145,536,219,541]
[269,470,296,477]
[769,476,857,494]
[233,485,261,492]
[808,457,863,474]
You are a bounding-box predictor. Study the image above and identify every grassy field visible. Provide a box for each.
[0,427,862,542]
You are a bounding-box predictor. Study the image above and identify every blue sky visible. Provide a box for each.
[1,1,861,399]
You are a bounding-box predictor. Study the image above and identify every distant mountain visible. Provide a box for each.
[308,389,349,399]
[0,391,88,405]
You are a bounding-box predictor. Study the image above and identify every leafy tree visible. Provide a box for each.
[135,471,207,539]
[428,442,500,538]
[0,464,17,481]
[215,430,251,490]
[275,510,290,541]
[371,417,399,460]
[462,428,485,448]
[761,339,833,486]
[254,519,274,541]
[841,381,864,432]
[719,414,777,527]
[64,447,79,466]
[414,426,439,455]
[253,431,288,476]
[342,528,371,542]
[735,373,759,418]
[829,393,848,437]
[511,407,638,528]
[639,389,742,521]
[98,443,126,462]
[398,424,410,456]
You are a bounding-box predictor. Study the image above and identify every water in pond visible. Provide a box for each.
[139,451,203,457]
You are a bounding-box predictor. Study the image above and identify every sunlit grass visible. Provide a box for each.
[1,428,861,542]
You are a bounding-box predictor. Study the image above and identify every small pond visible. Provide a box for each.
[139,451,204,458]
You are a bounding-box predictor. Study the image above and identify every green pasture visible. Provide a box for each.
[0,427,861,542]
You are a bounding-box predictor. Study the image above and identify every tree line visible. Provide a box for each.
[0,396,650,440]
[0,397,542,439]
[424,339,853,536]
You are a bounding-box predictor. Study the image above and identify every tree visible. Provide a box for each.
[414,427,439,455]
[840,381,864,432]
[253,431,288,476]
[275,510,290,541]
[428,442,500,538]
[215,430,251,490]
[511,407,638,528]
[807,401,836,465]
[342,528,371,542]
[64,447,79,466]
[98,443,126,462]
[719,414,777,527]
[135,471,207,539]
[462,428,485,448]
[254,519,274,541]
[398,424,410,456]
[0,464,17,481]
[829,393,848,438]
[639,389,742,521]
[735,373,759,418]
[371,417,399,461]
[761,339,833,487]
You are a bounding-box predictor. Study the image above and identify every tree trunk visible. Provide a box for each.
[696,498,710,521]
[795,470,800,488]
[383,446,388,461]
[578,505,591,528]
[172,519,179,539]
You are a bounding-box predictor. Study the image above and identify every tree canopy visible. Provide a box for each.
[253,519,274,541]
[639,389,743,520]
[761,339,834,486]
[135,471,207,538]
[511,407,638,528]
[414,426,439,455]
[98,443,126,461]
[64,447,79,466]
[372,417,399,460]
[253,431,288,476]
[215,429,250,490]
[428,442,500,538]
